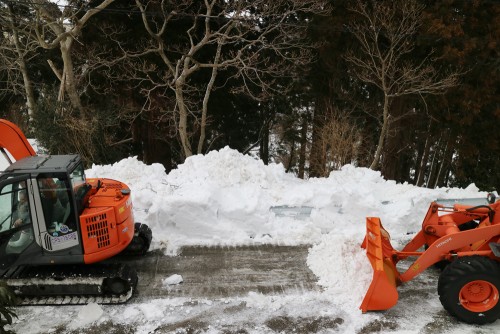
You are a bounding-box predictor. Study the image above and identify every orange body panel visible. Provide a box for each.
[0,119,36,161]
[360,200,500,313]
[81,178,135,264]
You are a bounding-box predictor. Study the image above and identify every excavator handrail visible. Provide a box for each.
[0,119,36,163]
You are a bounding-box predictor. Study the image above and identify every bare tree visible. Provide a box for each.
[0,1,129,162]
[344,0,461,170]
[23,0,116,114]
[92,0,329,159]
[309,107,362,177]
[0,1,39,119]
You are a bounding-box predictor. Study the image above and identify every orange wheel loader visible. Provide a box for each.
[0,119,152,305]
[360,195,500,324]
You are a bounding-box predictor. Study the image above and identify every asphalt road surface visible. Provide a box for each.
[127,245,321,300]
[21,245,498,334]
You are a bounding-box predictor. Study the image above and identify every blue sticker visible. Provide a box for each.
[59,224,69,233]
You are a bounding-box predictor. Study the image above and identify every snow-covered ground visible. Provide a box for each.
[8,147,499,333]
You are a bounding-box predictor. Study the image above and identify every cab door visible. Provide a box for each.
[0,176,35,268]
[33,174,81,253]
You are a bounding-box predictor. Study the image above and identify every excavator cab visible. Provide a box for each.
[0,155,143,272]
[0,155,152,304]
[0,119,151,304]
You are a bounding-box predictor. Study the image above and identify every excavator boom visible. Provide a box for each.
[0,119,36,163]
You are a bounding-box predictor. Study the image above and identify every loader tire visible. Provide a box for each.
[438,256,500,325]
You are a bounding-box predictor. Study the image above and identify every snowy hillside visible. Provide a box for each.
[11,147,498,333]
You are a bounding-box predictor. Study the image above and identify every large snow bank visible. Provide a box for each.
[87,147,485,298]
[87,147,484,254]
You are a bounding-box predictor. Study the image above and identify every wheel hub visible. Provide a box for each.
[459,280,499,313]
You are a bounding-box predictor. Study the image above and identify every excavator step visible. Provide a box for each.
[490,242,500,257]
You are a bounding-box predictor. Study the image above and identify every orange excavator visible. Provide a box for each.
[0,119,152,305]
[360,196,500,324]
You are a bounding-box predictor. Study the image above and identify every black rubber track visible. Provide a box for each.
[4,263,138,306]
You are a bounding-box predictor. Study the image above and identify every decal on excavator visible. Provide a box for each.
[50,231,78,245]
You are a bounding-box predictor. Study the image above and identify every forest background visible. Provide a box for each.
[0,0,498,191]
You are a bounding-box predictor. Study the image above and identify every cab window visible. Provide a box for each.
[0,184,13,232]
[0,180,34,255]
[70,164,86,189]
[37,176,76,237]
[0,181,31,233]
[70,164,90,214]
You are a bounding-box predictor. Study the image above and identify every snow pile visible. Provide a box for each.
[87,146,485,256]
[307,235,372,309]
[87,147,485,302]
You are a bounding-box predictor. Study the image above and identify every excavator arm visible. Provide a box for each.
[0,119,36,164]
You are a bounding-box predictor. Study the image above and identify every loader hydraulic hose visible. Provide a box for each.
[465,205,495,221]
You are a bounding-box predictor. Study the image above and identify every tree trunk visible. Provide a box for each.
[309,97,327,177]
[176,77,193,159]
[8,4,36,120]
[197,42,222,154]
[286,139,296,173]
[259,109,270,165]
[413,139,424,184]
[416,138,432,187]
[416,123,433,186]
[381,97,405,180]
[426,135,442,188]
[59,38,84,113]
[433,132,454,188]
[370,95,391,170]
[298,116,308,179]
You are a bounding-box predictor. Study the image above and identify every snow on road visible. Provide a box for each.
[10,147,499,333]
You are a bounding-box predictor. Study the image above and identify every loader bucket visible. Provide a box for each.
[360,217,399,312]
